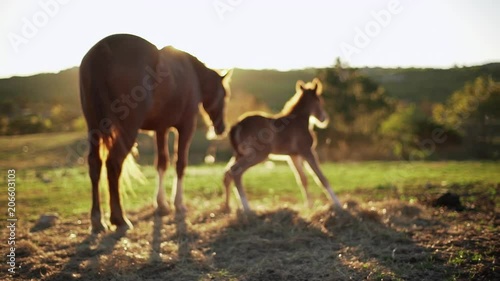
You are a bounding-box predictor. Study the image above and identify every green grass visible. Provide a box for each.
[2,161,498,221]
[0,131,86,169]
[1,129,498,222]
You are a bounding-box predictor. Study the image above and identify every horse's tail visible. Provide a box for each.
[99,140,145,198]
[80,41,113,140]
[80,42,145,197]
[90,100,145,198]
[229,124,243,157]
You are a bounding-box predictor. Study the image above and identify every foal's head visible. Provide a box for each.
[201,69,232,138]
[294,78,329,128]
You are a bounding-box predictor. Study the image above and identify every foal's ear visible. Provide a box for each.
[296,80,306,92]
[221,69,233,81]
[312,78,323,95]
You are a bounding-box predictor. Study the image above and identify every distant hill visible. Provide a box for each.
[359,63,500,103]
[0,67,80,117]
[230,68,316,111]
[0,67,79,104]
[1,63,499,116]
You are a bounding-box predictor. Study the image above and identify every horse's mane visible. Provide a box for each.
[183,49,231,93]
[185,51,210,75]
[280,81,317,116]
[161,46,211,76]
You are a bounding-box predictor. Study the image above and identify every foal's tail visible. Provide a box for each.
[229,124,243,157]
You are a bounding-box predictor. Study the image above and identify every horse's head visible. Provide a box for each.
[201,69,232,139]
[297,78,329,128]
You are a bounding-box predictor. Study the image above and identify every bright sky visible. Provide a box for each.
[0,0,499,78]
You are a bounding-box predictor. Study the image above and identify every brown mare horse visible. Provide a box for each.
[223,79,341,212]
[80,34,231,233]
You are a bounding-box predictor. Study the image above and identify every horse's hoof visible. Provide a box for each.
[155,204,171,217]
[221,204,231,214]
[240,207,253,216]
[175,204,188,214]
[334,201,343,210]
[242,205,253,214]
[110,216,133,231]
[330,202,346,214]
[236,208,255,224]
[115,222,133,233]
[331,197,342,208]
[91,221,108,234]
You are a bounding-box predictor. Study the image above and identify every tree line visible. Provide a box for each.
[1,64,499,160]
[317,60,499,160]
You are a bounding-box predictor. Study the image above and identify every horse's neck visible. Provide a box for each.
[188,55,211,87]
[282,111,310,129]
[290,101,311,119]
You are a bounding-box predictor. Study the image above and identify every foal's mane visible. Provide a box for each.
[280,81,317,116]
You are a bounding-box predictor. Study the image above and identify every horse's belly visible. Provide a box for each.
[271,139,298,155]
[140,109,177,130]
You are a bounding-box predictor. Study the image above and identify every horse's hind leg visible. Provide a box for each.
[88,133,108,233]
[154,130,170,216]
[228,154,267,213]
[303,149,342,208]
[288,155,312,208]
[106,130,137,231]
[223,156,236,211]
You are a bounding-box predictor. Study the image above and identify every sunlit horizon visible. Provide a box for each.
[1,0,499,79]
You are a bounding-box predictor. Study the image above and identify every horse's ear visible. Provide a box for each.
[221,69,233,81]
[312,78,323,95]
[296,80,305,92]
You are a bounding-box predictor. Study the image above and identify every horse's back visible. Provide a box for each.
[228,114,274,155]
[82,34,158,65]
[138,46,201,130]
[229,112,313,156]
[80,34,159,130]
[232,114,272,133]
[81,34,159,93]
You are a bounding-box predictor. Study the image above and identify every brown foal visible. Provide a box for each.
[223,78,341,212]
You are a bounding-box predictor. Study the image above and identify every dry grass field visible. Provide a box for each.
[0,134,498,280]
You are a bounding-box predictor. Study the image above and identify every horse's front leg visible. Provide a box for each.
[154,130,170,216]
[171,123,196,213]
[302,149,342,208]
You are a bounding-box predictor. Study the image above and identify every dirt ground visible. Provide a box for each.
[1,183,498,281]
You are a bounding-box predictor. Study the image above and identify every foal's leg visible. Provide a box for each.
[154,130,170,215]
[171,123,195,213]
[288,155,312,208]
[107,131,137,231]
[302,149,341,207]
[228,154,268,213]
[88,134,107,233]
[223,156,236,211]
